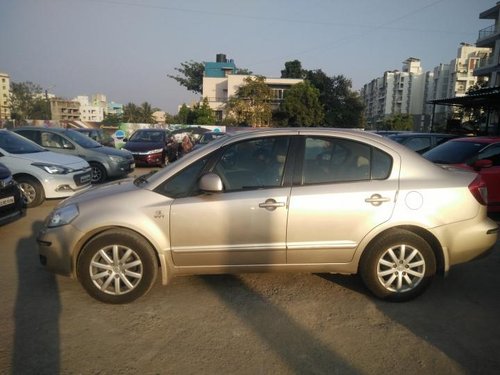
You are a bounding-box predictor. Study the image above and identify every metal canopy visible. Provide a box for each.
[427,86,500,109]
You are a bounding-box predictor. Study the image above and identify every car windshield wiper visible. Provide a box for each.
[133,170,157,186]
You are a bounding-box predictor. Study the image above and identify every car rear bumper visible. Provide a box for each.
[433,215,498,271]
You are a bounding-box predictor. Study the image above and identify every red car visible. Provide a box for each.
[423,137,500,212]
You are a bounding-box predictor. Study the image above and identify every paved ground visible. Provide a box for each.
[1,169,500,374]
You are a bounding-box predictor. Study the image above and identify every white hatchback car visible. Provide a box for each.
[37,128,498,303]
[0,129,92,207]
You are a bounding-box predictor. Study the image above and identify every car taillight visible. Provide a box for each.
[468,175,488,206]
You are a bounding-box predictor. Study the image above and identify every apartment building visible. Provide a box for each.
[50,99,80,121]
[475,2,500,86]
[202,54,302,121]
[362,43,493,130]
[0,72,10,121]
[360,58,426,129]
[75,95,104,122]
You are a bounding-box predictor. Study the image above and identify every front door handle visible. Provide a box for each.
[259,199,285,211]
[365,194,391,206]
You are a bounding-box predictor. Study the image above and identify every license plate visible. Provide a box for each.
[80,173,91,184]
[130,163,135,169]
[0,196,15,207]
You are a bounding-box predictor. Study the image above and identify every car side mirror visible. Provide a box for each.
[123,138,128,142]
[473,159,493,171]
[199,173,223,193]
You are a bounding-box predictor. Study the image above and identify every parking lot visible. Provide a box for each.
[1,168,500,374]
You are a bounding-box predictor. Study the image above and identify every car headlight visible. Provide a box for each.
[108,155,124,162]
[47,204,79,228]
[32,162,73,174]
[145,148,163,155]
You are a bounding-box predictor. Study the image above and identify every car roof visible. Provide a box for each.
[450,136,500,143]
[14,126,67,133]
[388,132,457,137]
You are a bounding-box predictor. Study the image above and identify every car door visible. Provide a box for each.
[286,136,398,264]
[168,136,292,267]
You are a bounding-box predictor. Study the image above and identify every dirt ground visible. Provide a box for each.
[1,182,500,374]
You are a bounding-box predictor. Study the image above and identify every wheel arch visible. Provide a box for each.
[73,226,170,284]
[359,225,446,276]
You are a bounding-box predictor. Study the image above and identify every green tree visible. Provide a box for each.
[225,76,272,127]
[102,113,123,126]
[281,60,306,79]
[9,81,50,122]
[280,81,324,126]
[167,60,205,94]
[383,114,413,131]
[175,104,191,124]
[191,98,216,124]
[122,103,141,123]
[139,102,158,123]
[305,70,364,128]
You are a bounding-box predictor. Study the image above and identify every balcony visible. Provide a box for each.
[477,24,499,47]
[474,55,500,77]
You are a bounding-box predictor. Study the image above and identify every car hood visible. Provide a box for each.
[62,177,141,206]
[91,145,133,158]
[11,151,89,169]
[122,141,164,152]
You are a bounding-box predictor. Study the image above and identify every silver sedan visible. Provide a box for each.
[37,128,498,303]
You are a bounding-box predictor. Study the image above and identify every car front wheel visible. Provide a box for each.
[16,175,44,207]
[90,162,107,183]
[360,229,436,302]
[77,229,158,304]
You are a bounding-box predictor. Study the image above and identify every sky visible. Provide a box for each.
[0,0,496,114]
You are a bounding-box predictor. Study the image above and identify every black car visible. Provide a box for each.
[388,133,459,154]
[122,129,178,167]
[0,162,25,225]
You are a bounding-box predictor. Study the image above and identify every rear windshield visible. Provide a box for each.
[423,140,486,164]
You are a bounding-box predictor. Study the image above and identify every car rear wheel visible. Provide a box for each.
[16,176,44,207]
[90,162,107,183]
[77,229,158,304]
[360,229,436,301]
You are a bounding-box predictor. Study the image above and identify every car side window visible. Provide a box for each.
[213,136,290,191]
[478,144,500,166]
[301,137,391,184]
[41,132,65,148]
[157,157,209,198]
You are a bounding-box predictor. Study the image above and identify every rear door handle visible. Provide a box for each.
[365,194,391,206]
[259,199,285,211]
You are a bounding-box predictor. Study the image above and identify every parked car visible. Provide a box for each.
[0,129,91,207]
[122,128,178,167]
[388,132,459,154]
[193,131,227,150]
[13,127,135,183]
[0,162,25,225]
[37,128,497,304]
[74,128,115,147]
[423,136,500,212]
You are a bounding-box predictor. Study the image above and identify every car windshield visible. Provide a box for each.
[64,129,102,148]
[130,130,165,142]
[0,131,47,154]
[423,140,487,164]
[388,135,405,143]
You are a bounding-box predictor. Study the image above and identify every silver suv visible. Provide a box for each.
[14,127,134,183]
[37,129,498,303]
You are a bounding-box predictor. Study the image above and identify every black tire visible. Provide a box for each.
[16,175,45,207]
[360,229,436,302]
[77,229,158,304]
[90,162,107,183]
